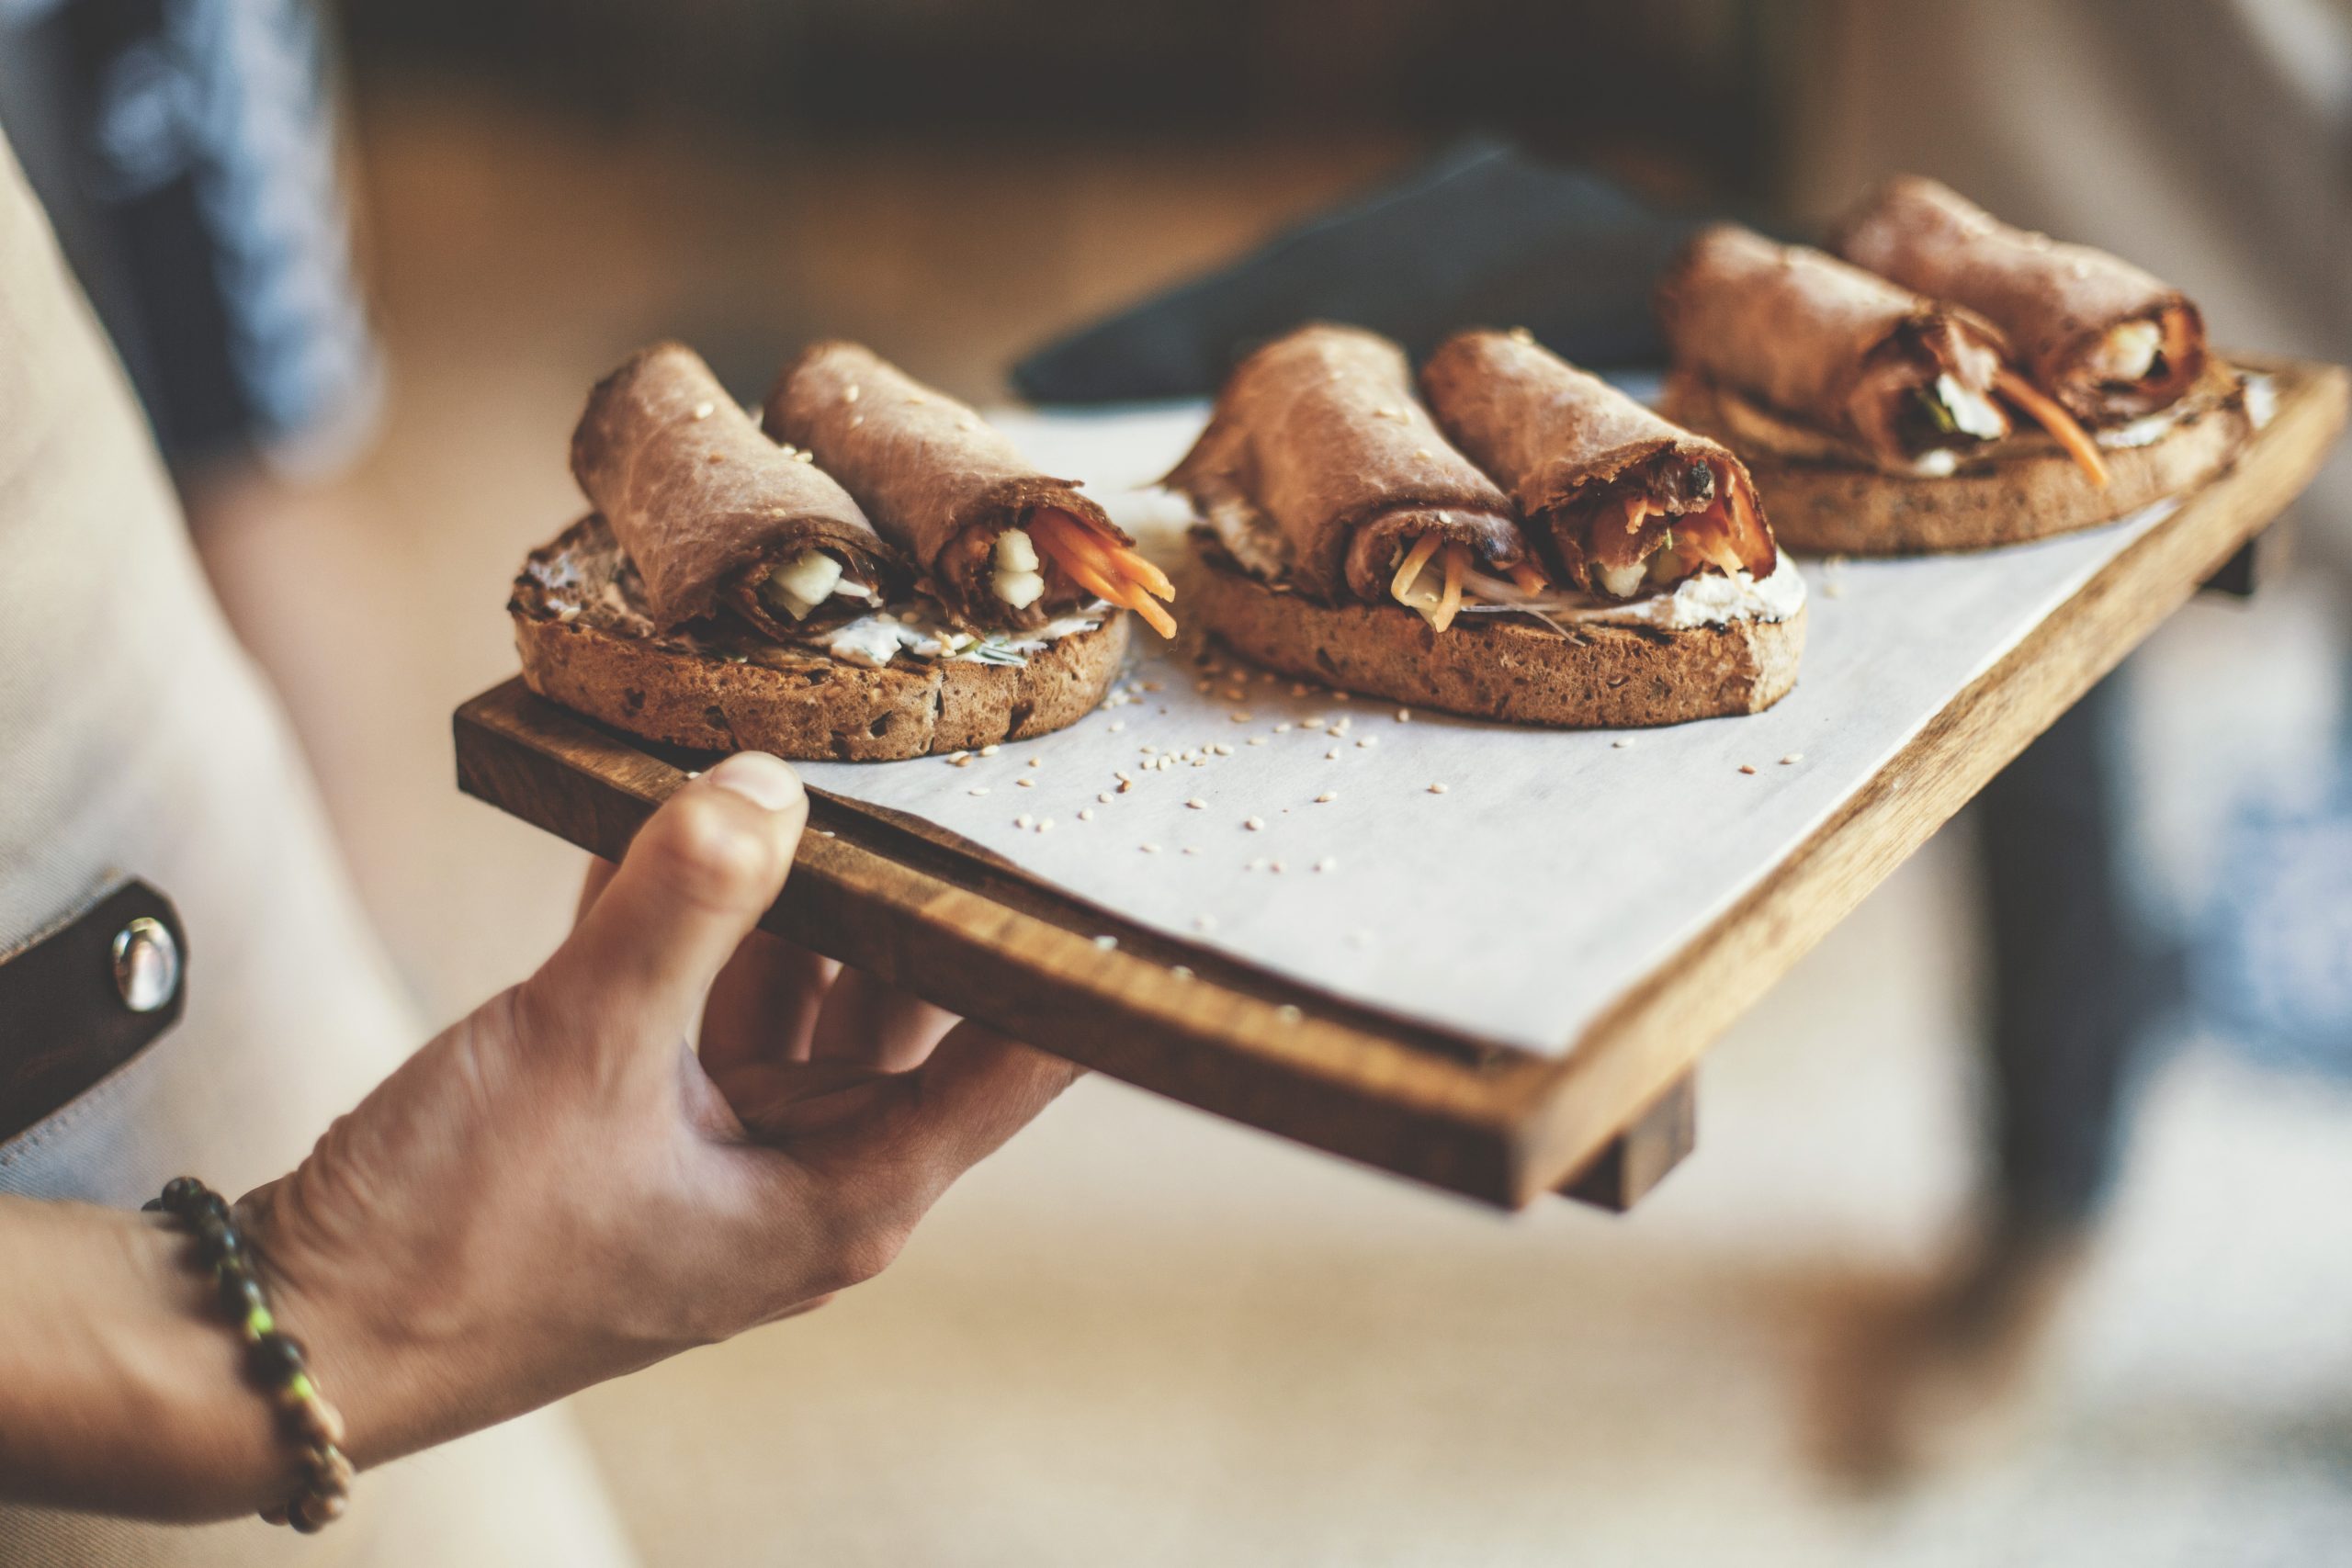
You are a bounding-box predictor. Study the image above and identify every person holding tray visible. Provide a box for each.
[0,130,1071,1559]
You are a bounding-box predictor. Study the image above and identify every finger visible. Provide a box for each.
[786,1022,1080,1212]
[807,966,957,1071]
[701,930,838,1075]
[575,856,619,923]
[526,751,807,1059]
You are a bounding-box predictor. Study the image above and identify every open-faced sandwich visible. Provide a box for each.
[1658,192,2263,555]
[1167,322,1803,727]
[510,341,1147,761]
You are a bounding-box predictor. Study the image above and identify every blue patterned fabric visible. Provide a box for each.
[0,0,378,469]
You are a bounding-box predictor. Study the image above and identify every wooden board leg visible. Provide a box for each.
[1557,1071,1695,1212]
[2199,535,2263,598]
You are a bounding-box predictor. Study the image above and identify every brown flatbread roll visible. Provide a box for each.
[1656,224,2017,473]
[1421,329,1774,598]
[1835,175,2206,427]
[1162,322,1524,609]
[570,343,898,638]
[766,342,1169,635]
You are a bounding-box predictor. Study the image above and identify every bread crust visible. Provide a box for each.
[1186,534,1802,728]
[1662,371,2254,555]
[510,517,1129,761]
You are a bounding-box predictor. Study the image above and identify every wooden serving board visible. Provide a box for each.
[457,356,2344,1212]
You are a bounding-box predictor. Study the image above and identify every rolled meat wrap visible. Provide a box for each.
[765,342,1173,637]
[1836,175,2206,427]
[1656,224,2032,475]
[1421,329,1774,600]
[571,343,898,639]
[1163,323,1525,631]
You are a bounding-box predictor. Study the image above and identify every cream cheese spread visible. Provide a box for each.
[821,606,1102,670]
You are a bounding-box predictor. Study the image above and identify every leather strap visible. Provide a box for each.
[0,879,187,1144]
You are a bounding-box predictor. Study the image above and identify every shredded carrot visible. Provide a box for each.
[1431,545,1466,633]
[1507,559,1550,594]
[1390,532,1445,604]
[1105,544,1175,602]
[1623,494,1652,535]
[1994,367,2110,488]
[1028,509,1178,637]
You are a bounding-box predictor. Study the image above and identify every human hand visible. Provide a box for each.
[241,751,1076,1470]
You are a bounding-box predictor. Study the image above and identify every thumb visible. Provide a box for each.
[527,751,808,1056]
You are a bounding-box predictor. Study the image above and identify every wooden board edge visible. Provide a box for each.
[1498,357,2348,1204]
[457,680,1567,1205]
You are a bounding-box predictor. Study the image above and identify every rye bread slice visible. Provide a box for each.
[1660,368,2256,556]
[511,515,1128,761]
[1186,532,1802,728]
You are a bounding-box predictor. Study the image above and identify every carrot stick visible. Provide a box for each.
[1105,543,1175,602]
[1390,532,1445,604]
[1994,367,2110,489]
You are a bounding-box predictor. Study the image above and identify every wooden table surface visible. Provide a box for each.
[457,355,2344,1212]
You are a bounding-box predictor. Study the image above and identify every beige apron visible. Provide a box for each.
[0,130,636,1568]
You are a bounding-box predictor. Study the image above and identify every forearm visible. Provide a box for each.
[0,1196,298,1521]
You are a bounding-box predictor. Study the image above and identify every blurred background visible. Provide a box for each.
[6,0,2349,1562]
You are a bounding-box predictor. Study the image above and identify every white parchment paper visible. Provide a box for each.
[795,401,2171,1056]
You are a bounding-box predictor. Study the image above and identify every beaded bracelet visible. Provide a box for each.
[144,1176,353,1532]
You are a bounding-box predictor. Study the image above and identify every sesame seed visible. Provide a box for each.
[1140,744,1157,755]
[1781,752,1804,766]
[1427,783,1448,795]
[1245,857,1268,871]
[1139,842,1160,854]
[1118,780,1135,794]
[1413,446,1433,460]
[1093,934,1116,951]
[1739,764,1758,775]
[1195,914,1218,931]
[1027,757,1042,768]
[1230,711,1252,723]
[1170,964,1194,982]
[1611,738,1636,750]
[684,770,702,779]
[1014,814,1035,829]
[1114,770,1133,783]
[1396,708,1412,723]
[1097,792,1114,805]
[1244,816,1265,830]
[1186,798,1207,810]
[1079,808,1095,820]
[1356,737,1378,750]
[1143,682,1162,693]
[843,384,861,402]
[945,750,970,764]
[1182,846,1200,855]
[1508,326,1534,344]
[1269,860,1286,874]
[1224,688,1247,703]
[1332,691,1351,702]
[1324,750,1339,761]
[815,829,835,839]
[691,400,715,420]
[1274,722,1293,734]
[1315,857,1337,873]
[908,392,928,404]
[1274,1005,1304,1024]
[1107,721,1125,733]
[980,743,1001,756]
[1213,743,1234,756]
[848,415,864,428]
[795,449,814,463]
[1038,818,1055,831]
[1248,737,1267,747]
[968,786,989,796]
[1016,776,1035,788]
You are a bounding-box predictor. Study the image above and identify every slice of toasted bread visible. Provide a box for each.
[510,516,1129,761]
[1186,534,1803,728]
[1660,368,2256,555]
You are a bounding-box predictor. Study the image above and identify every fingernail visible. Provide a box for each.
[707,750,804,812]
